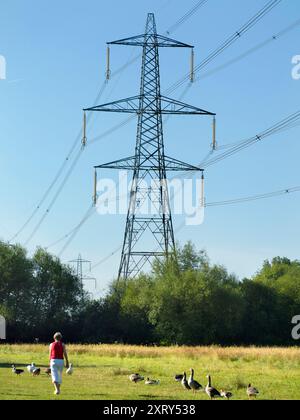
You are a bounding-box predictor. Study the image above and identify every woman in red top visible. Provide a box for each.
[49,332,69,395]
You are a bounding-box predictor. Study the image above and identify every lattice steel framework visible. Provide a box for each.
[69,254,97,288]
[85,13,215,280]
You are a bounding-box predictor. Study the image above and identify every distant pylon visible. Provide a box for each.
[69,254,96,288]
[85,13,215,280]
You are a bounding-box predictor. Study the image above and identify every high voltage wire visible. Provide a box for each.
[206,186,300,207]
[166,0,209,35]
[89,0,284,147]
[165,0,283,95]
[57,206,96,257]
[198,17,300,83]
[18,0,285,252]
[201,110,300,168]
[24,148,84,246]
[57,109,299,265]
[110,0,210,79]
[52,107,300,256]
[10,81,108,244]
[82,184,300,274]
[43,9,300,247]
[9,0,210,245]
[55,0,288,273]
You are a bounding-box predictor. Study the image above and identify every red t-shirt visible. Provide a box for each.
[50,341,64,360]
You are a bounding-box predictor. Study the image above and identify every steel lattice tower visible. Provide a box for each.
[85,13,215,280]
[69,254,97,288]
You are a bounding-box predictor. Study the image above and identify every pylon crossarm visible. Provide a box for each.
[84,95,141,114]
[108,34,193,48]
[85,95,215,116]
[95,156,136,170]
[160,96,216,116]
[164,156,203,172]
[94,155,202,172]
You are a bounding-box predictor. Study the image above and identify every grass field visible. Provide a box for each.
[0,344,300,400]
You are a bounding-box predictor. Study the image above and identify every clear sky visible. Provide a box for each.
[0,0,299,297]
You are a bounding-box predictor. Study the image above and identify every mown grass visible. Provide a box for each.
[0,344,299,400]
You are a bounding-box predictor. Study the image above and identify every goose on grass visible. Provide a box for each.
[220,389,233,400]
[12,365,24,376]
[205,375,221,400]
[181,372,191,391]
[129,373,144,384]
[247,384,259,399]
[188,368,203,392]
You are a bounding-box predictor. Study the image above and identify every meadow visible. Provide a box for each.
[0,344,299,400]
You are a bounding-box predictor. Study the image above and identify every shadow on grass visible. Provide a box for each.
[0,363,51,369]
[138,394,174,399]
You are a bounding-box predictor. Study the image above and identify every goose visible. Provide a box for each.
[181,372,191,390]
[188,368,203,392]
[220,389,233,400]
[45,368,51,376]
[174,374,184,382]
[247,384,259,399]
[12,365,24,376]
[66,363,73,375]
[27,363,36,374]
[145,378,160,385]
[129,373,144,383]
[205,375,221,400]
[32,367,41,376]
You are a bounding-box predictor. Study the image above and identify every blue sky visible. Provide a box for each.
[0,0,299,296]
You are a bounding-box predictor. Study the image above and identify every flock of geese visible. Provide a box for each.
[12,363,259,400]
[130,369,260,400]
[11,363,73,376]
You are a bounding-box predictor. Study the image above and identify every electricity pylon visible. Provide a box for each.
[69,254,96,288]
[85,13,215,280]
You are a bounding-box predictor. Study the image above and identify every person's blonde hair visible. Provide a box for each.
[53,332,62,341]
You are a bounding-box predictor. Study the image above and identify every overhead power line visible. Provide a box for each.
[9,0,211,245]
[166,0,209,35]
[53,105,300,257]
[198,17,300,82]
[19,0,285,253]
[201,110,300,168]
[165,0,283,95]
[206,186,300,207]
[82,183,300,273]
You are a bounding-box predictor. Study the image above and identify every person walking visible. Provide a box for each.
[49,332,69,395]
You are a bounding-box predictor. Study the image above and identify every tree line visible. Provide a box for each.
[0,241,299,345]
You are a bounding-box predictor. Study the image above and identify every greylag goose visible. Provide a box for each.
[181,372,191,390]
[45,368,51,376]
[27,363,36,374]
[66,363,73,375]
[205,375,221,400]
[188,368,203,392]
[32,367,41,376]
[145,378,160,385]
[12,365,24,376]
[129,373,144,383]
[220,389,233,400]
[247,384,259,399]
